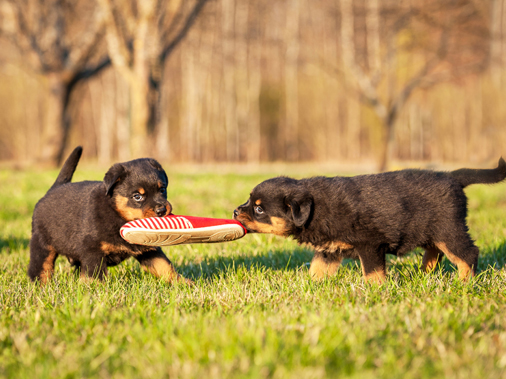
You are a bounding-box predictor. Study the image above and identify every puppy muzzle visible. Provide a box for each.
[155,202,171,217]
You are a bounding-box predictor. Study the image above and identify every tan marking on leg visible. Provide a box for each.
[422,246,444,273]
[435,242,475,280]
[359,256,386,284]
[139,254,191,284]
[40,247,58,284]
[309,255,343,280]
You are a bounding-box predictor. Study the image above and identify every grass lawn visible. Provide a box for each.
[0,165,505,378]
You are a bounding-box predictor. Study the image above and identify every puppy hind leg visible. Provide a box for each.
[435,240,478,280]
[422,245,444,273]
[309,251,343,281]
[358,249,386,284]
[28,238,58,284]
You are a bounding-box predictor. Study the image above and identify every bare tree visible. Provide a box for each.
[1,0,109,165]
[97,0,208,158]
[337,0,490,171]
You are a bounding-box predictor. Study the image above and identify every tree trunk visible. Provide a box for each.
[129,77,150,158]
[39,73,67,165]
[222,0,239,161]
[284,0,300,161]
[378,120,395,172]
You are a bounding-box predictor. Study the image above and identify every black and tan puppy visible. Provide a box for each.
[29,146,188,284]
[234,159,506,283]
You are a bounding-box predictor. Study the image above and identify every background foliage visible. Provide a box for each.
[0,0,505,169]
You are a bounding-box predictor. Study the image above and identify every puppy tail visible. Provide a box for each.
[450,157,506,188]
[50,146,83,190]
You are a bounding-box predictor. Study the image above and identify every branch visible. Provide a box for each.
[67,11,106,75]
[387,26,450,125]
[97,0,135,83]
[159,0,209,62]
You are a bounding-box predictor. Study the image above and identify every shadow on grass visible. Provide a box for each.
[0,236,30,253]
[179,247,315,281]
[477,241,506,271]
[176,247,380,282]
[179,241,506,282]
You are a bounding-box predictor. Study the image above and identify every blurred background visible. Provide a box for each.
[0,0,504,171]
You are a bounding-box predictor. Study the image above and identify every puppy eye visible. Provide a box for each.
[132,194,144,202]
[160,187,166,194]
[254,206,264,214]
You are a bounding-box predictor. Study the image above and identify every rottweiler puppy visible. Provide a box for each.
[234,159,506,283]
[29,146,189,284]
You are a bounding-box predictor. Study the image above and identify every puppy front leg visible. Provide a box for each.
[358,249,386,284]
[309,251,343,280]
[80,257,108,281]
[136,248,192,285]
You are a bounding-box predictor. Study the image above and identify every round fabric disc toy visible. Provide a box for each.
[120,215,247,247]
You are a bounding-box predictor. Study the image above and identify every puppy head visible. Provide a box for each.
[104,158,172,221]
[233,177,313,236]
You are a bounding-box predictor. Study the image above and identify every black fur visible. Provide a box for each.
[234,159,506,282]
[28,146,186,284]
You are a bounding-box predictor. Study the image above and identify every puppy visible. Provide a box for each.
[234,159,506,283]
[29,146,188,284]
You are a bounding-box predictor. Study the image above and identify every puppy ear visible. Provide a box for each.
[148,159,169,185]
[104,163,126,196]
[287,194,313,228]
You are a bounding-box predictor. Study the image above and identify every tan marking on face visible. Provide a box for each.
[240,216,290,236]
[138,188,145,195]
[40,246,57,284]
[157,181,164,189]
[100,242,134,255]
[422,246,444,273]
[435,242,475,280]
[309,255,342,281]
[114,195,144,221]
[255,199,262,205]
[143,209,158,218]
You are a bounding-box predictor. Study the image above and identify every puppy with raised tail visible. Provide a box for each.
[234,159,506,283]
[29,146,190,284]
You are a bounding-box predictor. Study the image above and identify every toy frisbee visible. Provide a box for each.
[120,215,247,247]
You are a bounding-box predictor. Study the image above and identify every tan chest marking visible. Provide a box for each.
[307,240,353,253]
[100,241,135,255]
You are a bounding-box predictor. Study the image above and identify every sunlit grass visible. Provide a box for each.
[0,167,505,378]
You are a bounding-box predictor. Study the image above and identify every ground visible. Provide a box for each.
[0,165,505,378]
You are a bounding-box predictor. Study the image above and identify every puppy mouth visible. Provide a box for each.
[233,212,258,233]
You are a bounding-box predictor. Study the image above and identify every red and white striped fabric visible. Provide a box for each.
[120,215,247,246]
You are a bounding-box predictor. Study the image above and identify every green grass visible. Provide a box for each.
[0,166,505,378]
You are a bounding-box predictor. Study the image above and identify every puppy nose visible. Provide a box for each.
[233,209,239,218]
[155,206,167,217]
